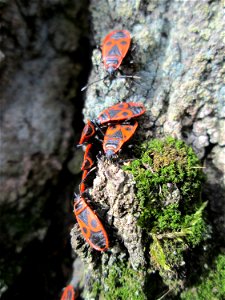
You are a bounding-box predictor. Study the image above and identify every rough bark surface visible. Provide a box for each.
[78,0,225,238]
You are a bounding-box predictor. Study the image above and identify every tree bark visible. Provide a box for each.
[71,0,225,298]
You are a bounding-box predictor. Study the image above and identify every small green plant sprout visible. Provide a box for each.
[124,137,209,292]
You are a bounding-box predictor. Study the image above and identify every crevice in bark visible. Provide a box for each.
[0,1,92,299]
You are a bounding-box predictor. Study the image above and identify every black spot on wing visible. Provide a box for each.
[82,227,87,234]
[78,208,89,224]
[107,128,123,139]
[111,31,127,39]
[90,230,107,249]
[108,109,121,118]
[91,219,98,228]
[108,45,121,56]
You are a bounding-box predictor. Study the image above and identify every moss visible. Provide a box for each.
[91,261,146,300]
[124,137,208,291]
[124,137,205,226]
[181,253,225,300]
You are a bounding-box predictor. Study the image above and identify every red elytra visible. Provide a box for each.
[78,102,146,145]
[97,102,146,125]
[81,144,94,170]
[60,285,76,300]
[73,194,109,251]
[103,121,138,157]
[102,30,131,76]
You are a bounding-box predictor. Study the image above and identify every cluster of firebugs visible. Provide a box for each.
[60,30,146,300]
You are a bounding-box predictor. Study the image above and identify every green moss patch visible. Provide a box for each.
[124,137,208,291]
[181,253,225,300]
[91,261,146,300]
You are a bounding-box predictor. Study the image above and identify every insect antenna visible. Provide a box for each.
[81,74,140,92]
[94,122,105,138]
[81,75,108,91]
[117,74,141,80]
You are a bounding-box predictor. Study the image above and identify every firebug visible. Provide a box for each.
[78,102,146,146]
[73,194,109,251]
[81,30,139,91]
[97,102,146,125]
[103,121,138,157]
[102,30,131,76]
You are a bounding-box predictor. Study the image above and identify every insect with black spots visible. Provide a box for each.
[73,193,109,251]
[103,121,138,157]
[81,30,139,91]
[79,102,146,157]
[102,30,131,77]
[78,102,146,145]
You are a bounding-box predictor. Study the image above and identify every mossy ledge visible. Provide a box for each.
[123,137,209,294]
